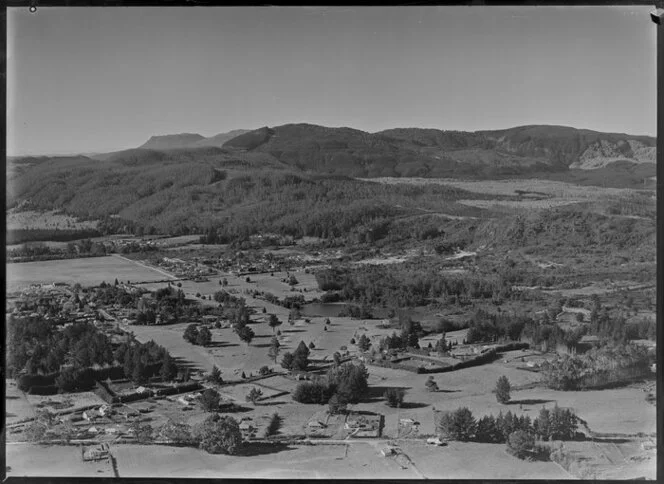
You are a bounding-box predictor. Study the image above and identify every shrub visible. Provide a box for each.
[292,380,335,404]
[506,430,536,460]
[198,414,242,455]
[259,365,271,376]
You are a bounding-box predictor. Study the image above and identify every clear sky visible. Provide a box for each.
[7,6,657,156]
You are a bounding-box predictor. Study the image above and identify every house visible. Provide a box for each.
[88,426,100,434]
[177,396,190,406]
[399,418,419,426]
[380,446,396,457]
[307,420,327,429]
[82,444,110,461]
[98,405,112,416]
[82,410,102,422]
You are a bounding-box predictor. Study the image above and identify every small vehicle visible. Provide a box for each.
[426,437,446,446]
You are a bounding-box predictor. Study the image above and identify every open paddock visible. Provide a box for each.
[6,255,170,292]
[555,439,657,480]
[108,441,422,479]
[6,443,116,477]
[399,441,574,479]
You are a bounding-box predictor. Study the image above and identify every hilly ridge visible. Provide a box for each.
[220,123,655,177]
[7,122,655,238]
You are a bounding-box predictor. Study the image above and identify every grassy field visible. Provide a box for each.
[6,255,171,292]
[368,177,636,199]
[400,441,574,479]
[6,444,116,478]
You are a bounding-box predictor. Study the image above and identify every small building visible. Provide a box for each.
[307,420,327,429]
[380,446,396,457]
[82,410,102,422]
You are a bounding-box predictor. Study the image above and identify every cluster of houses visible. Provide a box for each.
[157,257,216,279]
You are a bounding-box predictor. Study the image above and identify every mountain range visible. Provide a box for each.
[7,122,656,235]
[132,124,655,177]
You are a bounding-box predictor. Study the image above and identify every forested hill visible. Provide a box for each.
[218,123,655,177]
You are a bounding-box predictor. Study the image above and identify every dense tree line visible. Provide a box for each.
[314,265,509,309]
[436,405,578,444]
[541,343,651,390]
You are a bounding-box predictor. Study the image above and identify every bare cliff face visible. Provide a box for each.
[570,139,656,170]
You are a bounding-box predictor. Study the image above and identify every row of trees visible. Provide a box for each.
[436,405,579,445]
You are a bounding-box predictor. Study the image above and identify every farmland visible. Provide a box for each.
[6,255,172,292]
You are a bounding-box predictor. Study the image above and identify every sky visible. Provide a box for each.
[7,6,657,156]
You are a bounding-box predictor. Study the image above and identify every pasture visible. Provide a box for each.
[6,255,170,292]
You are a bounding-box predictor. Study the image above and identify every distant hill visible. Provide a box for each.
[137,129,253,151]
[139,133,206,150]
[193,129,252,148]
[7,122,656,236]
[219,123,655,178]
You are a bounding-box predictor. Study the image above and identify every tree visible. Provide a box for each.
[291,341,310,371]
[327,362,369,403]
[198,414,242,455]
[265,412,282,437]
[130,422,154,444]
[280,352,294,370]
[476,415,502,443]
[325,318,331,326]
[328,393,348,415]
[506,430,536,460]
[208,365,223,384]
[357,334,371,351]
[196,326,212,346]
[495,376,511,404]
[158,419,193,444]
[236,325,255,345]
[384,388,405,408]
[222,278,228,287]
[160,352,178,381]
[268,338,281,363]
[288,274,299,286]
[259,365,271,376]
[308,341,316,350]
[183,324,199,344]
[424,376,439,392]
[407,331,420,349]
[246,387,264,405]
[201,388,221,412]
[437,407,477,442]
[25,422,47,442]
[333,352,341,366]
[453,407,477,441]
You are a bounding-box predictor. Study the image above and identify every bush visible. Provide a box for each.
[384,388,405,408]
[198,414,242,455]
[259,365,271,376]
[506,430,536,460]
[292,380,335,404]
